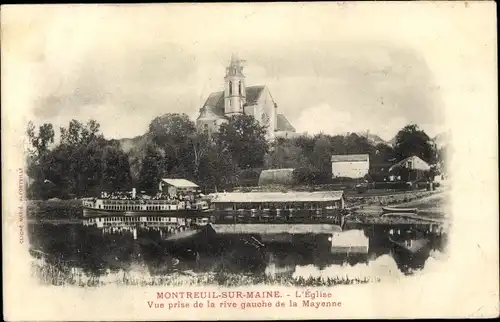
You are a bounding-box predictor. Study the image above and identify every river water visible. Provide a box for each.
[27,202,448,285]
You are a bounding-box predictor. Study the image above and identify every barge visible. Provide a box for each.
[207,191,347,232]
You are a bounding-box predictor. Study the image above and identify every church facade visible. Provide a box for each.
[196,55,296,140]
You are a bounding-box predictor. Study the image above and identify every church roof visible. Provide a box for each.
[197,85,296,133]
[276,114,296,132]
[198,85,266,120]
[246,85,266,105]
[198,104,222,121]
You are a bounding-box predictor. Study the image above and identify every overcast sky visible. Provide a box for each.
[2,3,496,141]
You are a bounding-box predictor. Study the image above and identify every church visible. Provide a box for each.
[196,54,296,140]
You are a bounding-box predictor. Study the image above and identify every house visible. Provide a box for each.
[389,156,431,181]
[196,54,296,140]
[158,179,200,198]
[331,154,370,179]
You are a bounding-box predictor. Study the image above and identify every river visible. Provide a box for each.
[26,200,448,286]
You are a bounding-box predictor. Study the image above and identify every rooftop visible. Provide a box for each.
[331,154,370,162]
[161,178,199,188]
[200,86,267,118]
[197,86,295,132]
[211,191,344,203]
[277,114,296,132]
[389,155,431,172]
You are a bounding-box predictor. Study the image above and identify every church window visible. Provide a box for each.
[261,112,270,124]
[229,81,232,95]
[238,81,242,95]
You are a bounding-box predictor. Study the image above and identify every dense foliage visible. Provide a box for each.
[25,115,444,199]
[26,120,132,199]
[393,124,436,164]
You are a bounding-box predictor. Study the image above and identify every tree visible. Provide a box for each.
[393,124,436,164]
[26,119,133,199]
[293,135,316,164]
[100,143,133,192]
[217,114,269,169]
[148,113,196,147]
[311,134,334,172]
[371,143,395,164]
[26,121,55,159]
[145,113,198,180]
[197,140,237,192]
[344,133,373,155]
[264,137,309,169]
[189,131,212,180]
[137,143,163,193]
[26,122,56,199]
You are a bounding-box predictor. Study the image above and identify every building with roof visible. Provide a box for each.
[389,155,431,181]
[389,155,431,172]
[211,191,345,211]
[331,154,370,179]
[158,178,200,198]
[196,54,296,139]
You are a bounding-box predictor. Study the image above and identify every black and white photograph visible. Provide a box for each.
[2,2,498,320]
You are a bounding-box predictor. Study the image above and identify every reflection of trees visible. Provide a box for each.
[390,248,430,274]
[31,223,135,276]
[31,222,444,279]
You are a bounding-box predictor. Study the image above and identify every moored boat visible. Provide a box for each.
[382,206,419,214]
[82,179,211,236]
[205,191,349,247]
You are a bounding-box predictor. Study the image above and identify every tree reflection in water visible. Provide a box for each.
[28,221,445,279]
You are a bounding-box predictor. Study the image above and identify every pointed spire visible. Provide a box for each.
[230,52,239,64]
[225,53,245,77]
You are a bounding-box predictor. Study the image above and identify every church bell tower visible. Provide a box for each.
[224,53,246,116]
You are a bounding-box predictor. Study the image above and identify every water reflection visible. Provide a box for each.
[28,219,447,281]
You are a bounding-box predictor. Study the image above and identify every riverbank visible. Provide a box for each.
[351,190,447,218]
[31,259,375,287]
[26,189,445,222]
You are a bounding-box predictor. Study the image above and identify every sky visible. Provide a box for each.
[2,3,497,142]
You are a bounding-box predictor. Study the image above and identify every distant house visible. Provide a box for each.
[389,156,431,181]
[331,154,370,179]
[158,179,199,197]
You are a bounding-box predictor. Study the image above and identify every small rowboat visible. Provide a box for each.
[382,207,418,214]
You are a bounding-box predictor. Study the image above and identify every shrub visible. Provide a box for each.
[292,168,332,185]
[237,168,262,187]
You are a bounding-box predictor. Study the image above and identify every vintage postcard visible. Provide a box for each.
[2,2,498,320]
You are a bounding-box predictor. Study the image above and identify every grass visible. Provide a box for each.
[348,190,440,209]
[395,192,448,210]
[31,259,377,287]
